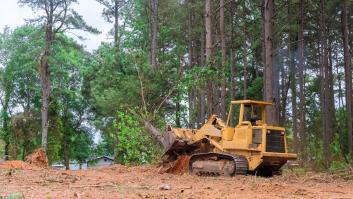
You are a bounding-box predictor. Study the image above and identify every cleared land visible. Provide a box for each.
[0,163,353,199]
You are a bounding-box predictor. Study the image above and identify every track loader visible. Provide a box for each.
[162,100,297,176]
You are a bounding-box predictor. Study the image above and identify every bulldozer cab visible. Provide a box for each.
[226,100,271,128]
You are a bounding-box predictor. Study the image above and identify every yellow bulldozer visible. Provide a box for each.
[162,100,297,176]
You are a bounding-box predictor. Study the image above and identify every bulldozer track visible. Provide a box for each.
[189,152,248,176]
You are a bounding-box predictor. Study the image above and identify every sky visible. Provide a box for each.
[0,0,113,52]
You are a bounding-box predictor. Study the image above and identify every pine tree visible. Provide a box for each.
[19,0,99,151]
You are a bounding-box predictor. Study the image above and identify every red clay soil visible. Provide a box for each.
[1,165,353,199]
[163,155,190,175]
[0,160,36,170]
[25,148,48,168]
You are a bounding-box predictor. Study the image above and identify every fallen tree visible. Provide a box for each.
[126,108,175,150]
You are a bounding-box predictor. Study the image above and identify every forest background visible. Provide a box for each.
[0,0,353,171]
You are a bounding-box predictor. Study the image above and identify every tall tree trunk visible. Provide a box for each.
[2,92,10,160]
[243,0,248,99]
[188,1,195,128]
[188,90,195,128]
[335,51,344,109]
[279,55,286,124]
[176,100,181,127]
[327,29,335,147]
[319,0,332,166]
[114,0,119,48]
[336,65,343,108]
[40,59,50,151]
[280,76,290,126]
[205,0,212,68]
[200,20,206,125]
[298,0,306,157]
[150,0,158,69]
[113,0,121,72]
[40,21,54,151]
[63,130,70,170]
[213,16,220,116]
[205,0,213,116]
[220,0,227,120]
[262,0,266,99]
[229,1,236,101]
[341,0,353,154]
[263,0,278,125]
[288,5,298,152]
[287,0,298,151]
[4,138,9,160]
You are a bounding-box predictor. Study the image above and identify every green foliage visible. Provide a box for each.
[114,110,160,164]
[4,193,25,199]
[335,108,349,154]
[0,25,43,160]
[47,100,64,164]
[182,66,216,90]
[330,133,343,158]
[70,130,94,164]
[329,160,351,171]
[0,139,4,159]
[329,133,352,171]
[245,76,263,100]
[0,24,94,164]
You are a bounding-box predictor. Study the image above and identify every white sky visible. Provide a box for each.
[0,0,113,52]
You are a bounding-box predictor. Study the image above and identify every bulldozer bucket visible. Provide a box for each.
[161,126,197,160]
[159,126,198,174]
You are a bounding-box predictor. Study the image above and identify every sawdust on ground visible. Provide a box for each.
[0,164,353,199]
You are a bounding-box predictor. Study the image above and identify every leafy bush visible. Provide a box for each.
[0,139,4,159]
[329,160,351,171]
[114,110,160,165]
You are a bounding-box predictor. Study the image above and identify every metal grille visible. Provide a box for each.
[266,130,285,153]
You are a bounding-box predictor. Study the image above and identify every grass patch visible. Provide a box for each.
[283,167,306,175]
[4,193,25,199]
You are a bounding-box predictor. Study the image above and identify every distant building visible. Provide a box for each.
[51,155,114,170]
[52,161,88,170]
[88,156,114,168]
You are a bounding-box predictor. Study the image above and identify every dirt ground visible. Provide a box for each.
[0,164,353,199]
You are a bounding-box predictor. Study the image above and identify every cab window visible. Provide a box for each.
[228,104,240,127]
[243,105,263,125]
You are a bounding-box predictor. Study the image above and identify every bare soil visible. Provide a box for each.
[0,164,352,199]
[0,160,38,170]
